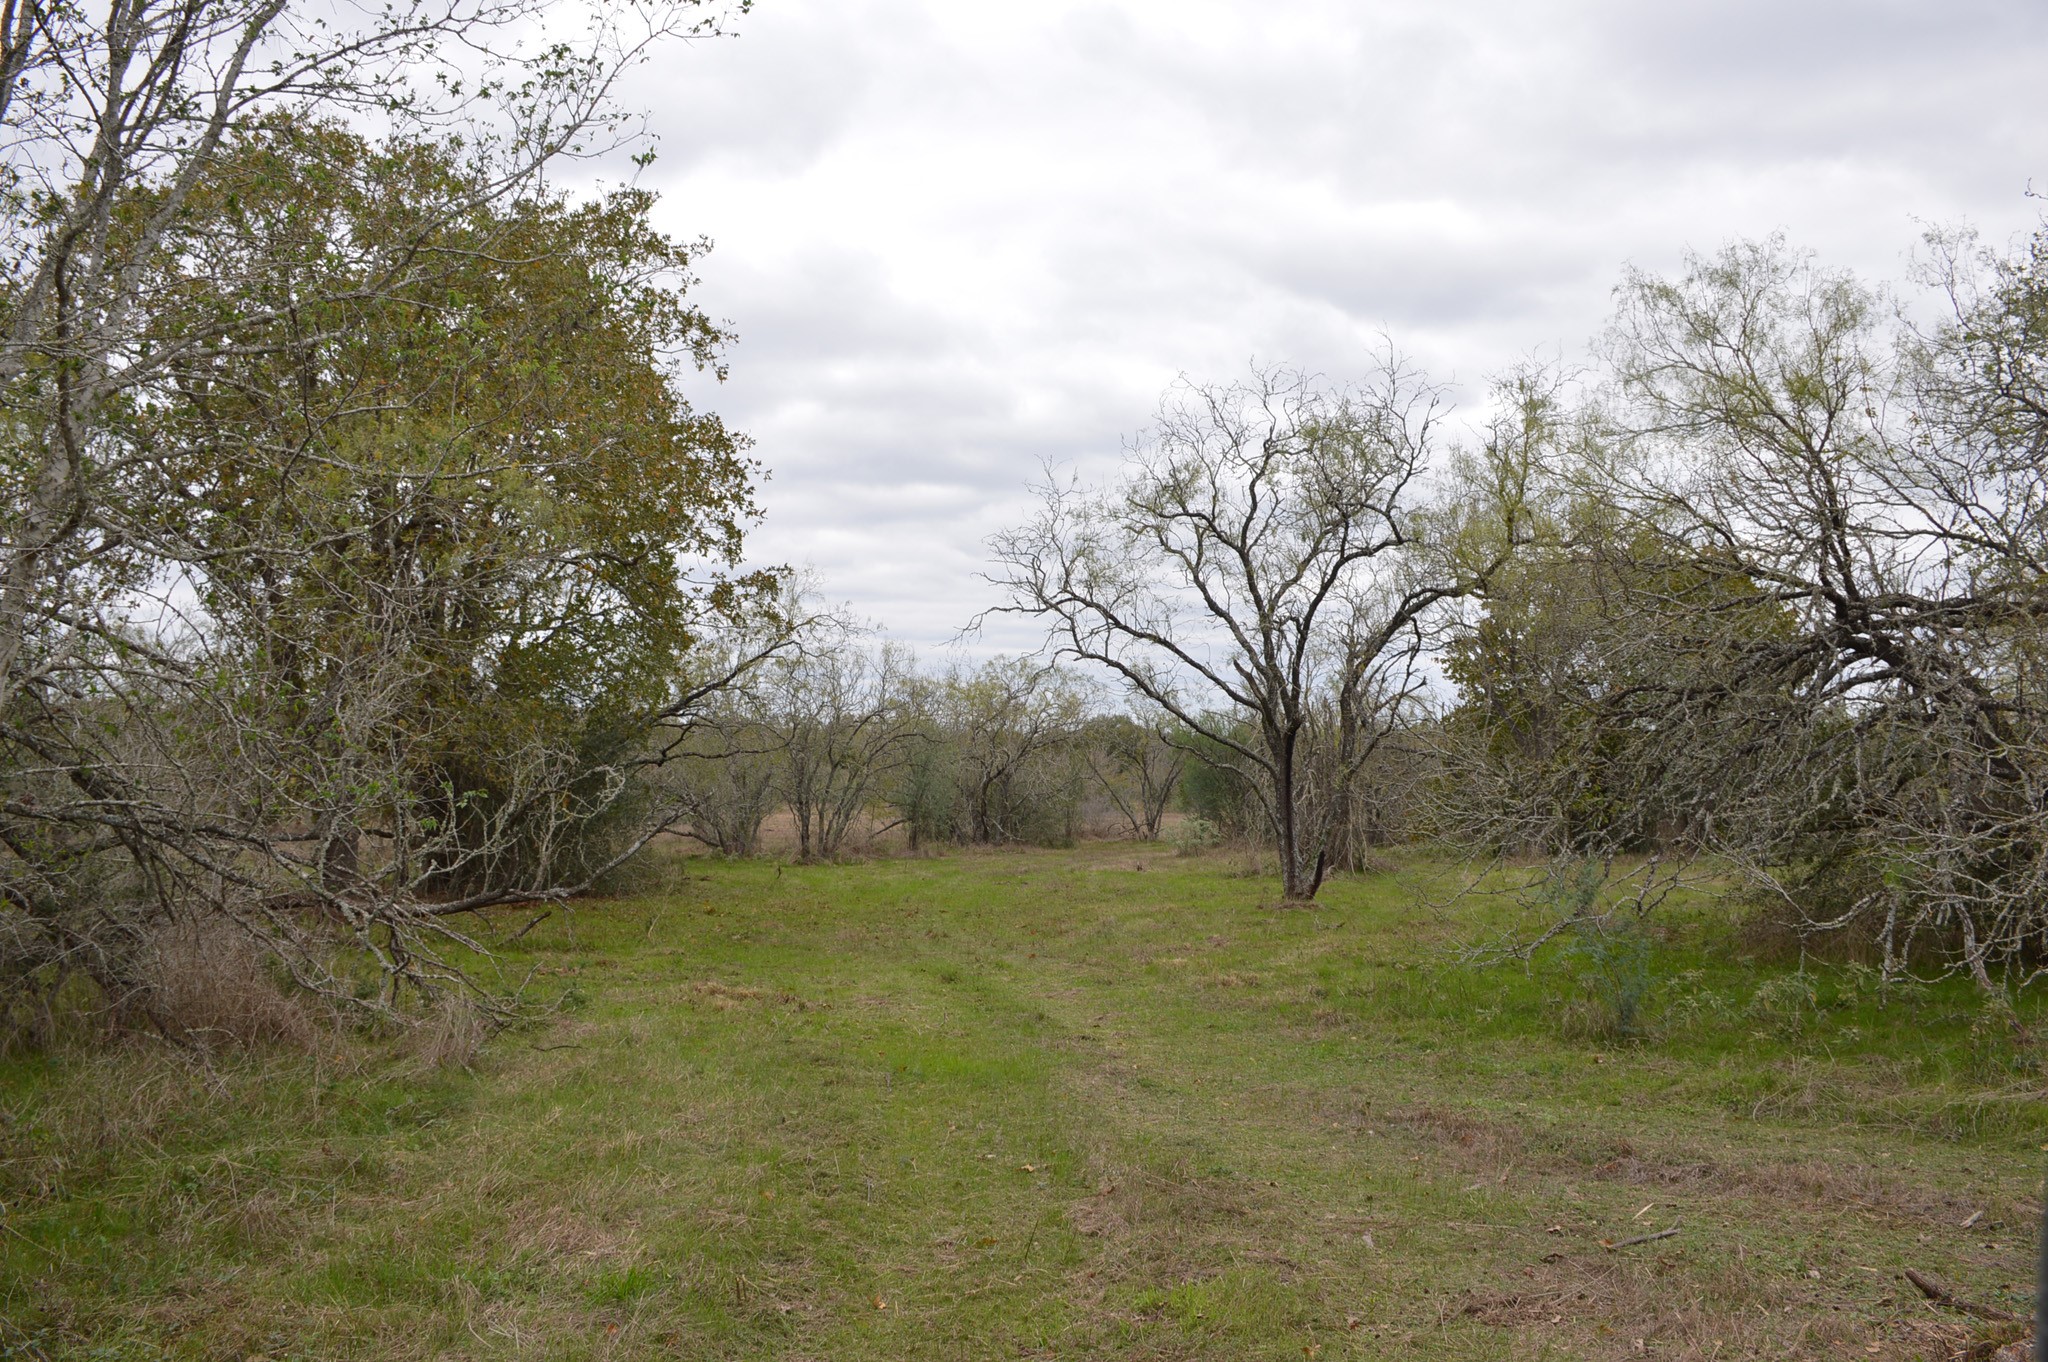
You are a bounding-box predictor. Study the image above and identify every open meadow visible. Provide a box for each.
[4,845,2045,1361]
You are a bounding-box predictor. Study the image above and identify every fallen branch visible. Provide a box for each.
[1904,1268,2017,1322]
[504,909,553,944]
[1604,1222,1681,1250]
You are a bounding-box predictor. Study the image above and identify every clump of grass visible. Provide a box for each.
[143,917,337,1052]
[1745,971,1820,1036]
[405,992,489,1070]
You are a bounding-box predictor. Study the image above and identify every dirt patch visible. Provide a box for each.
[1065,1191,1128,1239]
[1387,1103,2000,1226]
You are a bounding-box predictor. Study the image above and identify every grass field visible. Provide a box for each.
[4,844,2046,1360]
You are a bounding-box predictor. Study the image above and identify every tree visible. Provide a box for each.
[1428,479,1804,953]
[751,597,919,861]
[1582,231,2048,989]
[990,361,1529,899]
[0,71,782,1024]
[0,0,746,712]
[889,702,957,854]
[663,695,781,859]
[1083,708,1185,841]
[143,121,772,879]
[940,657,1088,846]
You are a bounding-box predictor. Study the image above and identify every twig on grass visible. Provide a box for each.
[505,909,553,944]
[1604,1221,1681,1250]
[1904,1268,2018,1322]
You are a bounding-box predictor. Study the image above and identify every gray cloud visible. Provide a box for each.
[623,0,2048,654]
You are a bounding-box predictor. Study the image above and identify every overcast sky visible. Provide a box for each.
[612,0,2048,655]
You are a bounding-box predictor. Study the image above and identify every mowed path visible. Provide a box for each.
[4,845,2043,1359]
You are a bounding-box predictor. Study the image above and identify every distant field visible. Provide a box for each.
[3,844,2044,1360]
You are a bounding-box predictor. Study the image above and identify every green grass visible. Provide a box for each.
[3,844,2045,1359]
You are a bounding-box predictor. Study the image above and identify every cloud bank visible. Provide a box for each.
[616,0,2048,652]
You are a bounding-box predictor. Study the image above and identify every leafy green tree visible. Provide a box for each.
[0,115,780,1021]
[140,121,774,888]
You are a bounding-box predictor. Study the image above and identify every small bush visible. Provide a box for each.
[1173,816,1221,857]
[1745,974,1819,1036]
[1557,917,1655,1041]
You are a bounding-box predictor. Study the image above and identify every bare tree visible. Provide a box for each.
[990,361,1529,899]
[768,621,918,862]
[1083,708,1185,841]
[662,700,782,859]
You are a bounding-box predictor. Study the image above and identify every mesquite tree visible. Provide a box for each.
[991,361,1529,900]
[768,624,919,863]
[1083,708,1186,841]
[1579,232,2048,990]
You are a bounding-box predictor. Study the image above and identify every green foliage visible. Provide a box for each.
[0,114,781,1030]
[1745,974,1820,1037]
[1437,498,1797,860]
[893,724,961,851]
[1555,917,1655,1040]
[1175,725,1258,837]
[881,658,1086,849]
[139,118,776,892]
[1172,815,1221,857]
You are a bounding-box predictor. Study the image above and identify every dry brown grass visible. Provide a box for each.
[404,992,489,1070]
[144,917,334,1051]
[1385,1102,2025,1228]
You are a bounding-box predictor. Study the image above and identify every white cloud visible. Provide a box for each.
[618,0,2048,654]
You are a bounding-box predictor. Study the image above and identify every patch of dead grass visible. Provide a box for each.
[505,1204,636,1263]
[146,917,336,1052]
[685,979,815,1011]
[1065,1188,1128,1239]
[1450,1251,1951,1359]
[1387,1103,2008,1226]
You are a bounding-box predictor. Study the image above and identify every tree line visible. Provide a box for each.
[657,616,1190,860]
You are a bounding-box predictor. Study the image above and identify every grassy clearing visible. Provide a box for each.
[3,844,2045,1359]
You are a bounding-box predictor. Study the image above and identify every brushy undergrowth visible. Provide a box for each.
[1,844,2042,1360]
